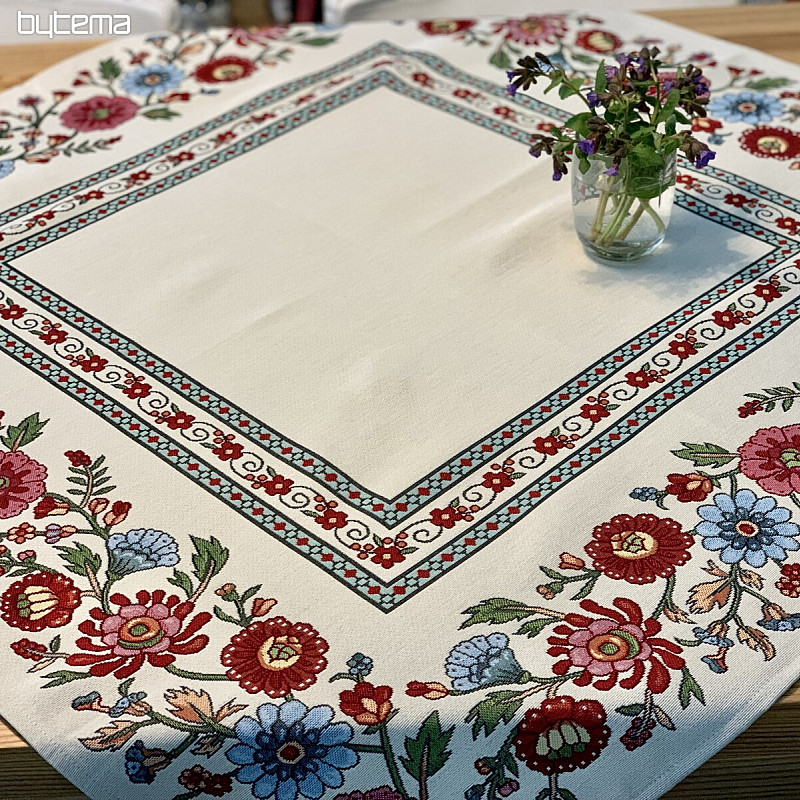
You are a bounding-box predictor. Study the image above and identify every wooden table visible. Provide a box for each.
[1,4,799,798]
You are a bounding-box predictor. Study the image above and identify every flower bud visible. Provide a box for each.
[88,497,109,515]
[215,583,237,599]
[103,500,131,527]
[251,597,277,617]
[406,681,449,700]
[559,552,585,571]
[474,758,492,776]
[33,496,70,518]
[498,780,520,797]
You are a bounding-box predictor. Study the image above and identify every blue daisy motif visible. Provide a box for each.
[707,91,785,124]
[0,161,15,180]
[696,489,800,568]
[106,528,179,576]
[120,63,184,96]
[445,632,523,691]
[226,699,358,800]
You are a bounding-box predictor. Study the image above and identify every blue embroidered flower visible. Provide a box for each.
[701,652,728,673]
[0,161,15,180]
[346,652,373,678]
[693,626,734,648]
[106,528,179,576]
[696,489,800,568]
[120,64,184,96]
[124,740,171,784]
[707,91,785,124]
[109,691,147,717]
[445,633,523,691]
[630,487,659,501]
[227,700,358,800]
[758,604,800,632]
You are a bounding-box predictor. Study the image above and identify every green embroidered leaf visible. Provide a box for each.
[745,77,793,91]
[299,36,338,46]
[465,691,522,739]
[671,442,735,468]
[538,566,564,581]
[190,535,229,582]
[0,412,49,450]
[615,703,644,717]
[41,670,92,689]
[54,542,102,578]
[213,606,240,625]
[141,107,180,120]
[515,618,556,639]
[400,711,454,780]
[167,569,194,598]
[678,666,705,710]
[460,598,541,628]
[674,637,702,647]
[239,584,262,604]
[783,397,794,412]
[49,635,61,653]
[118,678,135,697]
[98,57,122,80]
[489,49,512,70]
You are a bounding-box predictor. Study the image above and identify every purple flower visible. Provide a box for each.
[604,66,618,80]
[552,172,563,181]
[662,80,675,92]
[604,165,619,176]
[506,83,518,98]
[587,90,599,108]
[506,70,516,81]
[693,75,709,96]
[530,149,542,159]
[695,148,716,169]
[577,138,596,155]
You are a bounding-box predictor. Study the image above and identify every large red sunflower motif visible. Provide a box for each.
[0,450,47,519]
[548,598,684,693]
[514,696,610,775]
[584,513,693,584]
[221,615,328,696]
[194,56,257,84]
[501,15,568,46]
[1,571,81,631]
[66,590,211,679]
[739,126,800,160]
[575,29,622,54]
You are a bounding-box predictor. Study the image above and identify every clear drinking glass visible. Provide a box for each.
[571,151,677,261]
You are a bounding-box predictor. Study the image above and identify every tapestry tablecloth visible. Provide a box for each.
[1,11,800,800]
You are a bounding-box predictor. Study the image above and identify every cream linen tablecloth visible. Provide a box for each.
[1,11,800,800]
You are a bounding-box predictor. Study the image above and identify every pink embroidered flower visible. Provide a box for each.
[739,424,800,495]
[60,95,138,132]
[67,589,211,679]
[547,598,684,693]
[501,15,567,46]
[0,451,47,519]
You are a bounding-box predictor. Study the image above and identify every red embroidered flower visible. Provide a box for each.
[502,15,567,45]
[666,472,714,502]
[371,545,405,569]
[195,56,257,84]
[548,598,684,693]
[10,638,49,661]
[692,117,722,133]
[532,435,565,456]
[213,441,243,461]
[667,340,697,359]
[0,451,47,519]
[418,19,475,35]
[739,126,800,160]
[514,696,610,775]
[739,424,800,495]
[481,470,514,492]
[64,450,91,467]
[753,281,782,302]
[40,328,68,345]
[738,400,762,418]
[579,403,609,422]
[123,381,151,399]
[776,217,799,234]
[405,681,449,700]
[315,508,347,530]
[575,30,622,53]
[221,616,328,696]
[165,412,196,430]
[66,589,211,679]
[430,506,464,528]
[33,495,69,519]
[712,309,741,330]
[0,304,25,320]
[263,475,293,496]
[1,572,81,631]
[585,514,692,584]
[724,193,748,208]
[339,682,394,726]
[625,370,652,389]
[776,563,800,598]
[79,355,108,373]
[60,95,138,132]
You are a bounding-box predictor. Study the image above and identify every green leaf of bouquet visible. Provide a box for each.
[678,666,705,710]
[400,711,454,779]
[98,57,122,80]
[54,542,102,578]
[595,61,607,94]
[465,691,522,739]
[489,49,512,70]
[460,598,541,628]
[671,442,735,468]
[624,143,668,199]
[564,112,592,137]
[0,412,49,450]
[745,77,793,91]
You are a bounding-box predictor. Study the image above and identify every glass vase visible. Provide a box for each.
[571,152,677,261]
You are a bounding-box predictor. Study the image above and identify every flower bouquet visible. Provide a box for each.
[508,47,716,260]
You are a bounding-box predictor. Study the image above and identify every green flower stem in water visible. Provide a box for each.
[589,192,667,248]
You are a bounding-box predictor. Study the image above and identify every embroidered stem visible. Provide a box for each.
[189,558,216,605]
[83,565,102,601]
[790,492,800,512]
[651,574,676,621]
[549,773,561,800]
[168,732,198,759]
[163,664,231,682]
[378,722,409,800]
